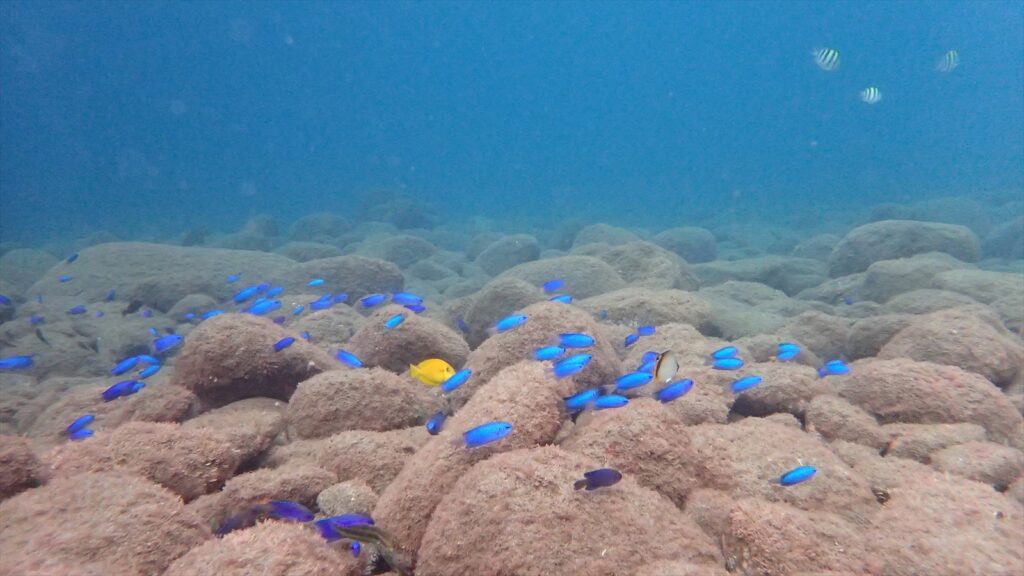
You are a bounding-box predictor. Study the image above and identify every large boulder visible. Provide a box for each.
[860,252,971,303]
[598,241,699,290]
[164,522,353,576]
[694,256,828,296]
[474,234,541,275]
[172,313,337,407]
[347,304,469,374]
[878,306,1024,386]
[46,421,243,501]
[0,472,211,575]
[27,242,296,312]
[285,368,441,438]
[290,255,403,300]
[498,255,627,299]
[835,358,1023,448]
[417,447,722,575]
[652,226,717,263]
[828,220,981,277]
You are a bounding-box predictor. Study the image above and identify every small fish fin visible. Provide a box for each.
[573,479,588,491]
[408,363,421,380]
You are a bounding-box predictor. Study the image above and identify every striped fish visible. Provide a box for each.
[936,50,959,73]
[860,85,882,104]
[331,524,415,575]
[812,47,840,71]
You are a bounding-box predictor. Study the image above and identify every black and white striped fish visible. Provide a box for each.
[812,47,840,71]
[936,50,959,73]
[860,86,882,104]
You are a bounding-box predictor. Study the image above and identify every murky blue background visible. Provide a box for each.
[2,0,1021,242]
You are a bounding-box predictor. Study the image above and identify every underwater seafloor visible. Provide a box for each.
[0,193,1023,576]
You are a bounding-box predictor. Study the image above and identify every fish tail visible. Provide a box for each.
[573,479,588,491]
[409,363,421,381]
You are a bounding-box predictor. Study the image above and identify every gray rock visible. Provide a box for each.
[828,220,981,277]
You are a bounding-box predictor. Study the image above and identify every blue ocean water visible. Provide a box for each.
[0,0,1021,243]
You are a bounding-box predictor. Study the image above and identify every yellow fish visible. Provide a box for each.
[409,358,455,387]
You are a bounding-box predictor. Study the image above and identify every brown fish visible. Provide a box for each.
[333,524,416,576]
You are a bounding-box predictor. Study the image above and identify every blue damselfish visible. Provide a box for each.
[463,421,513,448]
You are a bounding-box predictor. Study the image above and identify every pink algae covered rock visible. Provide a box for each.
[263,428,427,494]
[685,418,878,524]
[180,397,286,464]
[866,470,1023,576]
[878,305,1024,386]
[187,464,336,530]
[46,421,242,501]
[635,560,729,576]
[561,397,702,508]
[0,435,47,501]
[835,358,1024,448]
[879,422,989,462]
[929,441,1024,489]
[317,478,378,516]
[347,304,470,374]
[777,310,850,362]
[724,498,868,575]
[658,364,735,425]
[845,313,913,360]
[450,300,621,409]
[417,446,722,576]
[461,276,546,346]
[316,428,425,493]
[578,287,712,332]
[805,394,887,449]
[0,472,211,575]
[26,381,196,448]
[729,361,831,419]
[164,521,355,576]
[619,322,711,367]
[374,361,572,553]
[172,313,338,407]
[286,368,441,439]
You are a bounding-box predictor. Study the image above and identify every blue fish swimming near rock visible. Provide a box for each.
[463,421,513,448]
[574,468,622,491]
